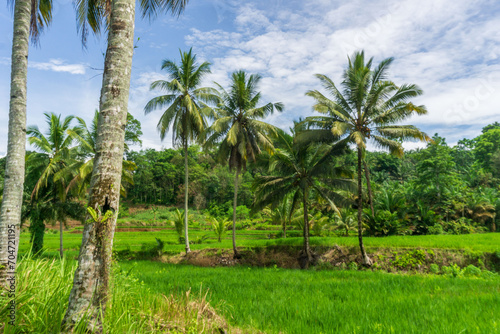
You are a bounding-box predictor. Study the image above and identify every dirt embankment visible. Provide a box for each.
[162,245,500,274]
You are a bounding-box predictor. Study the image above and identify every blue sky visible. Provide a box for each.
[1,0,500,155]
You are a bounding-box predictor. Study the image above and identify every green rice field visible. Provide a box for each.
[119,261,500,334]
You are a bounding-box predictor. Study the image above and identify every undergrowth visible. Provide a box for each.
[0,256,229,333]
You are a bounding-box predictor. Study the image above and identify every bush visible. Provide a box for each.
[427,224,444,235]
[391,250,426,270]
[442,218,476,235]
[348,262,358,271]
[227,205,251,220]
[463,265,482,277]
[429,263,440,274]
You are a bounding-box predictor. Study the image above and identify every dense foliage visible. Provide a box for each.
[120,123,499,235]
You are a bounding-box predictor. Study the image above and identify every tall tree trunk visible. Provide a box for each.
[62,0,135,330]
[357,148,372,267]
[183,138,190,253]
[363,159,375,217]
[299,188,313,269]
[232,169,240,258]
[283,220,286,238]
[0,0,31,288]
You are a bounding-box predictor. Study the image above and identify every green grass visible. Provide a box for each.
[120,261,500,334]
[0,257,230,333]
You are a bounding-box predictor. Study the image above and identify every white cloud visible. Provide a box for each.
[29,59,87,75]
[183,0,500,145]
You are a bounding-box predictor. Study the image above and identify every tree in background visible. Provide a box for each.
[0,0,52,287]
[65,110,139,197]
[205,71,283,258]
[474,128,500,176]
[305,51,430,265]
[253,128,353,268]
[414,135,461,207]
[144,49,216,253]
[26,113,78,257]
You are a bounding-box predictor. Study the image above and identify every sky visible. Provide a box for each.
[1,0,499,155]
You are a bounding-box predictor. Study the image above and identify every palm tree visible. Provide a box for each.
[64,1,190,329]
[253,128,353,268]
[64,110,137,197]
[144,48,216,253]
[27,113,78,257]
[333,208,357,237]
[211,217,230,242]
[0,0,52,286]
[305,51,430,266]
[262,194,293,238]
[205,70,283,258]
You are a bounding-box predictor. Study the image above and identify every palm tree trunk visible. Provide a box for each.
[300,188,313,269]
[357,148,372,267]
[232,169,240,258]
[363,160,375,217]
[283,220,287,238]
[0,0,31,288]
[62,0,135,330]
[303,193,311,255]
[184,139,191,253]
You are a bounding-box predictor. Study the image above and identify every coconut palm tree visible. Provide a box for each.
[253,128,353,268]
[304,51,430,266]
[64,110,137,197]
[205,70,283,258]
[332,208,357,237]
[0,0,53,286]
[144,48,216,253]
[27,113,78,257]
[64,1,191,329]
[262,194,293,238]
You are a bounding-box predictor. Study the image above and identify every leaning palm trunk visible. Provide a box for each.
[183,139,191,253]
[363,160,375,217]
[357,148,372,266]
[62,0,135,330]
[0,0,31,288]
[232,169,240,258]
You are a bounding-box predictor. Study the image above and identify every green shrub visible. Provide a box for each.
[391,250,426,270]
[429,263,440,274]
[348,262,358,271]
[427,224,444,235]
[463,265,482,277]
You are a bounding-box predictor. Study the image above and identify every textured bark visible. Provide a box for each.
[232,169,240,258]
[62,0,135,330]
[183,139,190,253]
[357,148,372,267]
[0,0,31,288]
[299,189,313,269]
[363,160,375,217]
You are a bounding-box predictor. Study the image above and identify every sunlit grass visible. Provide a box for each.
[0,257,230,333]
[121,261,500,334]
